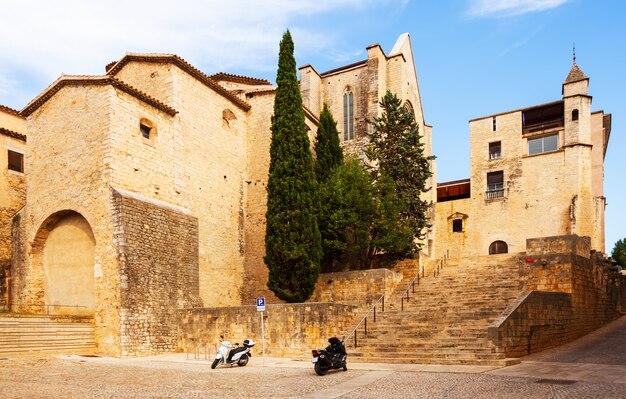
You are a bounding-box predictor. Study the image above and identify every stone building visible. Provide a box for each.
[435,61,611,260]
[1,33,432,356]
[0,105,26,305]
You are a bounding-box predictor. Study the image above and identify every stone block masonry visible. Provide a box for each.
[178,303,357,358]
[489,235,621,357]
[112,188,202,356]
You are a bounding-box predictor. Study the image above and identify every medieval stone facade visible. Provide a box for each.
[1,34,432,356]
[0,34,613,358]
[435,61,611,260]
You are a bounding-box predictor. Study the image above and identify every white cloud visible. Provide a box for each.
[0,0,404,108]
[468,0,569,17]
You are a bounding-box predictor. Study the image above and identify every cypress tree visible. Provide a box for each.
[264,31,322,302]
[314,104,343,183]
[367,90,435,256]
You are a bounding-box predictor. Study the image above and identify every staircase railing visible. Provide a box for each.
[343,293,384,349]
[401,256,447,311]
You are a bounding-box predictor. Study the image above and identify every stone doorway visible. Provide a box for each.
[35,211,95,315]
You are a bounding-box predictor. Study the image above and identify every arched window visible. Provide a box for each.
[489,240,508,255]
[343,88,354,141]
[572,109,579,121]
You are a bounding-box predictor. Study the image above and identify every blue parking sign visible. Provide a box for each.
[256,297,266,312]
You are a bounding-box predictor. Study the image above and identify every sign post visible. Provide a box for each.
[256,297,266,366]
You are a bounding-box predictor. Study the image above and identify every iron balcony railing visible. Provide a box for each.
[485,188,506,200]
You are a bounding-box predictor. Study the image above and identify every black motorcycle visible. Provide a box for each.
[311,337,347,376]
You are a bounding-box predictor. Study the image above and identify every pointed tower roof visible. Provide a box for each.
[564,63,588,84]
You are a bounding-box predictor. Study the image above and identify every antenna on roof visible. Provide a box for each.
[573,42,576,64]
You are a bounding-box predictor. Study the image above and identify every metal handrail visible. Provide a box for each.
[343,293,385,349]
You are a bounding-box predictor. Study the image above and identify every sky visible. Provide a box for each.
[0,0,624,252]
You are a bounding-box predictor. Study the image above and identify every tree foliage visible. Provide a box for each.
[314,104,343,183]
[611,238,626,267]
[318,159,374,272]
[366,90,434,256]
[264,31,321,302]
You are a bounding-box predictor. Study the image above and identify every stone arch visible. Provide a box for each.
[32,210,96,315]
[489,240,508,255]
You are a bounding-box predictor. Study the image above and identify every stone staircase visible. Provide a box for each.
[347,254,522,365]
[0,314,96,356]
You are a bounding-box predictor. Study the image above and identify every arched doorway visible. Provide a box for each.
[35,211,95,315]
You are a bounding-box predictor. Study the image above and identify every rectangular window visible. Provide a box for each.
[486,171,504,199]
[489,141,501,159]
[492,116,496,132]
[452,219,463,233]
[8,150,24,173]
[528,133,558,155]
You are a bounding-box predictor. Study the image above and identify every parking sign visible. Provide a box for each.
[256,297,266,312]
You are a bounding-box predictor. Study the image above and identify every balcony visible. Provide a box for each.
[522,101,564,134]
[485,188,505,200]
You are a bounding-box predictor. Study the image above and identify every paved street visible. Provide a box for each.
[1,316,626,398]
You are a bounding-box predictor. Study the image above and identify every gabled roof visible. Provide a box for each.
[21,75,178,117]
[564,63,588,84]
[0,104,23,118]
[105,53,251,111]
[210,72,271,86]
[0,127,26,142]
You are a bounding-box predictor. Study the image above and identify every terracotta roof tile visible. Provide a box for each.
[210,72,271,86]
[21,75,177,117]
[0,127,26,142]
[0,104,23,118]
[564,63,588,84]
[106,54,251,111]
[245,88,276,98]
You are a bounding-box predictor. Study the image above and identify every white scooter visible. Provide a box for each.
[211,336,256,369]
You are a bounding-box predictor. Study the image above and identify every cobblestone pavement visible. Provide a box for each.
[1,316,625,398]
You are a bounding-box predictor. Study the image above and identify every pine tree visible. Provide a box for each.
[611,238,626,267]
[314,104,343,183]
[367,90,435,256]
[264,31,322,302]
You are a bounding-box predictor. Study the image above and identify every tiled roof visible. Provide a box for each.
[245,88,276,98]
[210,72,271,86]
[0,104,23,118]
[0,127,26,142]
[564,63,588,84]
[106,54,251,111]
[21,75,177,117]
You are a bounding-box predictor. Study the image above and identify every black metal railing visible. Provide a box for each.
[343,293,385,349]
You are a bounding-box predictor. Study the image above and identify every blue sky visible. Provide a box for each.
[0,0,624,252]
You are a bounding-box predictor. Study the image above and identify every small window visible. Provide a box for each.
[489,240,508,254]
[452,219,463,233]
[528,133,558,155]
[489,141,501,159]
[486,171,504,199]
[343,88,355,141]
[140,123,151,139]
[492,116,497,132]
[8,150,24,173]
[572,109,579,121]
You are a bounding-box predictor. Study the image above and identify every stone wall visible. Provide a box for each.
[308,269,402,307]
[178,303,357,358]
[489,235,621,357]
[112,189,201,356]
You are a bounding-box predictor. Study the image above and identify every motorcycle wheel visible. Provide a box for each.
[211,358,220,369]
[314,361,329,376]
[343,363,348,371]
[237,354,249,367]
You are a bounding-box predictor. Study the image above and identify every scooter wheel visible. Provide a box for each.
[314,361,329,376]
[237,354,249,367]
[343,363,348,371]
[211,358,220,369]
